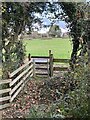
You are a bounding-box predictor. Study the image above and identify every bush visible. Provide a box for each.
[61,56,89,118]
[27,57,89,118]
[55,60,89,118]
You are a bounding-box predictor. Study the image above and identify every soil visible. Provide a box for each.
[2,71,66,119]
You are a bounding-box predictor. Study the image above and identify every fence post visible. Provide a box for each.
[28,53,31,61]
[28,53,31,68]
[49,53,53,77]
[49,50,51,56]
[33,59,36,78]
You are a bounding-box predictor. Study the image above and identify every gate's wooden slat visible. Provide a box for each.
[0,103,10,110]
[0,79,11,85]
[36,73,48,75]
[10,69,33,95]
[10,60,32,77]
[35,62,48,64]
[0,88,11,94]
[0,96,11,102]
[31,56,49,58]
[35,67,48,70]
[53,67,68,71]
[53,58,69,63]
[10,64,33,87]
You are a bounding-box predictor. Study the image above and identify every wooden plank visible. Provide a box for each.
[33,59,35,77]
[35,62,48,64]
[30,73,33,77]
[0,96,11,102]
[53,67,68,71]
[0,79,11,85]
[35,67,48,70]
[31,56,49,58]
[23,69,33,79]
[0,88,11,94]
[36,73,48,75]
[10,70,32,102]
[10,69,33,95]
[53,58,69,63]
[10,64,33,87]
[10,83,24,102]
[10,60,32,78]
[0,103,10,110]
[49,54,53,77]
[10,79,23,96]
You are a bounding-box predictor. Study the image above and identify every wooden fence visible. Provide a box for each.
[31,50,70,77]
[0,79,11,109]
[0,59,33,110]
[0,50,69,110]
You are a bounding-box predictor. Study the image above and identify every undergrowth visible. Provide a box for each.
[27,56,89,119]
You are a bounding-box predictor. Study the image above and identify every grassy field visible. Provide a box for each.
[23,38,72,59]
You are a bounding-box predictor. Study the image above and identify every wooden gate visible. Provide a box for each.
[31,50,69,77]
[31,56,50,77]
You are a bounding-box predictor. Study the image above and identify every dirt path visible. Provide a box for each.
[2,71,66,119]
[2,79,40,118]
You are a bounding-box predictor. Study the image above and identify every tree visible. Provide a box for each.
[49,24,61,37]
[2,2,46,78]
[58,2,90,68]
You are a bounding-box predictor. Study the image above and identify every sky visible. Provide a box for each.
[32,12,68,34]
[42,17,67,29]
[33,12,67,28]
[33,19,68,34]
[32,0,90,34]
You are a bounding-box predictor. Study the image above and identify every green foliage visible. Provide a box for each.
[2,39,26,79]
[27,104,65,119]
[27,56,89,118]
[49,24,61,37]
[2,2,47,79]
[63,64,89,118]
[2,3,27,78]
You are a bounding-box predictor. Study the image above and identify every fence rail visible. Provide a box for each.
[10,60,33,102]
[0,50,70,110]
[0,79,11,110]
[53,58,69,63]
[9,60,32,78]
[0,59,34,109]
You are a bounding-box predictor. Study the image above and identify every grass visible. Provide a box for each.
[23,38,72,59]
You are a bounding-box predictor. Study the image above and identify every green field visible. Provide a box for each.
[23,38,72,59]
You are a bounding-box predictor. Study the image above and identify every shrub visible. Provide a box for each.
[61,56,89,118]
[27,56,89,118]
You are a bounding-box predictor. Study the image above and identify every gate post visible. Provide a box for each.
[49,53,53,77]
